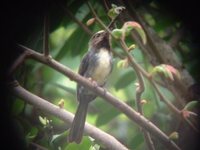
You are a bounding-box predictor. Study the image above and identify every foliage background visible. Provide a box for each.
[2,0,200,150]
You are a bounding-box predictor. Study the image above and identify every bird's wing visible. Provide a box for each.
[78,51,91,76]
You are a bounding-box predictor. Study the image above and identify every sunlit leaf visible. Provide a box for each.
[117,59,124,68]
[49,131,68,149]
[107,5,125,19]
[58,99,65,108]
[39,116,47,126]
[140,99,147,105]
[184,101,199,111]
[117,58,129,69]
[128,44,136,51]
[169,132,179,140]
[51,131,68,144]
[90,144,100,150]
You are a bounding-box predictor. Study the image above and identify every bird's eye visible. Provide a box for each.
[95,33,100,38]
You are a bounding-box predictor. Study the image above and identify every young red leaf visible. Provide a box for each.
[151,65,173,80]
[122,21,147,44]
[151,64,180,81]
[164,64,181,80]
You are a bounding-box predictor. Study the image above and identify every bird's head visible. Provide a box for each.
[89,30,110,50]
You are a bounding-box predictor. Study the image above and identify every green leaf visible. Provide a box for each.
[50,131,68,149]
[115,71,136,90]
[169,132,179,140]
[129,133,143,149]
[96,107,120,126]
[108,5,125,19]
[90,144,100,150]
[122,21,147,44]
[112,28,123,39]
[39,116,47,126]
[108,8,116,19]
[184,101,199,110]
[134,26,147,44]
[151,64,180,81]
[26,127,38,141]
[11,98,25,116]
[117,59,129,69]
[55,27,89,60]
[66,136,92,150]
[151,65,173,80]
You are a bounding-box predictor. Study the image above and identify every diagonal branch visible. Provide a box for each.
[10,81,128,150]
[8,51,28,75]
[14,44,180,150]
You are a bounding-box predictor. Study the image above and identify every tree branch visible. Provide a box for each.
[169,27,185,48]
[15,44,180,150]
[10,81,128,150]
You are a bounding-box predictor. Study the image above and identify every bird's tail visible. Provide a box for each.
[68,101,89,143]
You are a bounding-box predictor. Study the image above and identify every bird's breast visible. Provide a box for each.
[91,48,112,85]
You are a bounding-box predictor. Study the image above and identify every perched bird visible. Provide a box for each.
[68,30,113,143]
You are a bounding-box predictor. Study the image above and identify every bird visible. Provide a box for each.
[68,30,113,143]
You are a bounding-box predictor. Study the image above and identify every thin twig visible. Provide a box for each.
[30,142,48,150]
[8,51,28,75]
[103,0,110,11]
[15,44,180,150]
[120,38,155,150]
[43,11,49,56]
[185,118,200,133]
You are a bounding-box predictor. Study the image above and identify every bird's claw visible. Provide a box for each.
[87,77,98,88]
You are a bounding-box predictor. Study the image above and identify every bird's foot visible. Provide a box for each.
[87,77,98,88]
